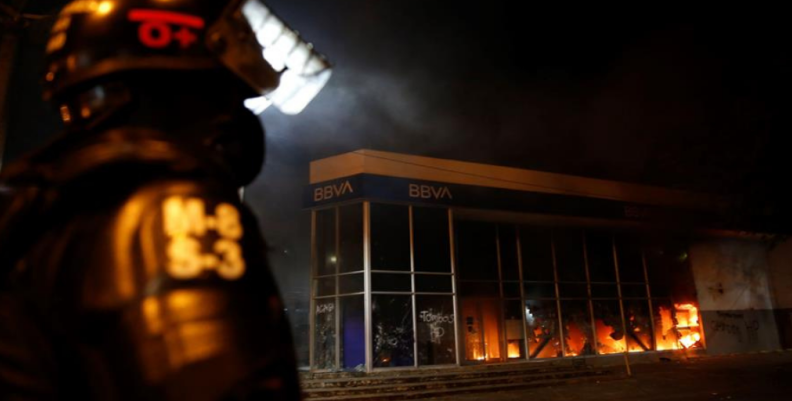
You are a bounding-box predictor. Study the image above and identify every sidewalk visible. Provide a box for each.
[425,351,792,401]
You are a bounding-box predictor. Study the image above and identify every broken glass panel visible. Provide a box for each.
[561,300,594,357]
[653,298,680,351]
[461,297,503,362]
[593,300,625,354]
[313,298,336,370]
[372,295,415,367]
[624,299,653,352]
[339,296,365,370]
[504,299,526,359]
[416,296,456,365]
[524,299,561,359]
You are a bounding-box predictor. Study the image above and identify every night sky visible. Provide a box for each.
[4,1,792,364]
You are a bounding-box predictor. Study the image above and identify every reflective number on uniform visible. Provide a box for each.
[162,196,245,280]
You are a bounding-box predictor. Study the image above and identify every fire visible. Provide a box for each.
[564,322,590,356]
[595,319,625,354]
[507,341,522,358]
[655,303,703,351]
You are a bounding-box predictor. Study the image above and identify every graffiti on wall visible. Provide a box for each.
[710,311,761,344]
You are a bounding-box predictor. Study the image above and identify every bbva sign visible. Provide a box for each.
[314,181,354,201]
[409,183,453,200]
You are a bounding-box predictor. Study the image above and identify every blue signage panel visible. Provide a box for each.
[304,174,721,227]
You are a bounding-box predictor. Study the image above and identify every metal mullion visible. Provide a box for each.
[641,247,657,351]
[409,206,418,368]
[370,270,415,274]
[364,202,373,373]
[550,231,566,357]
[516,226,529,360]
[582,231,599,356]
[337,271,366,276]
[334,207,340,371]
[612,236,632,376]
[495,225,507,362]
[449,209,461,366]
[309,210,317,370]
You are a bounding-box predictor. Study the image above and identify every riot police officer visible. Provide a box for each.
[0,0,330,399]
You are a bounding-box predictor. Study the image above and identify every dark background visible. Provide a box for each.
[3,1,791,366]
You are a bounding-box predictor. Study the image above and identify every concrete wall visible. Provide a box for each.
[689,238,781,354]
[768,238,792,349]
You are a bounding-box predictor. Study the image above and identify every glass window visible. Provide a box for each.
[456,221,498,280]
[339,204,363,273]
[371,203,410,271]
[315,208,336,276]
[621,284,647,298]
[416,296,456,365]
[461,297,503,362]
[524,283,556,299]
[592,300,625,355]
[586,232,616,283]
[504,300,525,359]
[339,296,365,369]
[372,273,412,292]
[623,299,653,352]
[338,274,364,294]
[502,282,521,298]
[614,235,645,283]
[372,295,415,367]
[643,244,673,298]
[590,284,619,299]
[524,299,561,359]
[415,275,453,293]
[555,229,586,282]
[458,281,499,297]
[520,227,555,281]
[644,240,695,300]
[558,283,588,299]
[499,225,520,281]
[313,298,336,369]
[413,207,451,273]
[314,277,335,297]
[561,300,594,356]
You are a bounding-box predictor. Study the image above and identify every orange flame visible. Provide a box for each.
[507,341,522,358]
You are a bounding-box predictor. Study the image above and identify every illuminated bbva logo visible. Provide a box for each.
[314,180,354,201]
[409,184,453,200]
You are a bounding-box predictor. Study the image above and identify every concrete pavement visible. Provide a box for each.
[425,351,792,401]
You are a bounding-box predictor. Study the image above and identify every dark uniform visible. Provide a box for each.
[0,0,330,399]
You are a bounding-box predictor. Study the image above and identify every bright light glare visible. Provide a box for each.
[241,0,332,115]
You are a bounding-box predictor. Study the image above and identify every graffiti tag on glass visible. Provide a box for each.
[316,303,335,315]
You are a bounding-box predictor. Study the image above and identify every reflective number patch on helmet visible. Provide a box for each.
[162,196,246,280]
[128,9,205,49]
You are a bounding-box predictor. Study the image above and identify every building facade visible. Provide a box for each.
[305,150,792,372]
